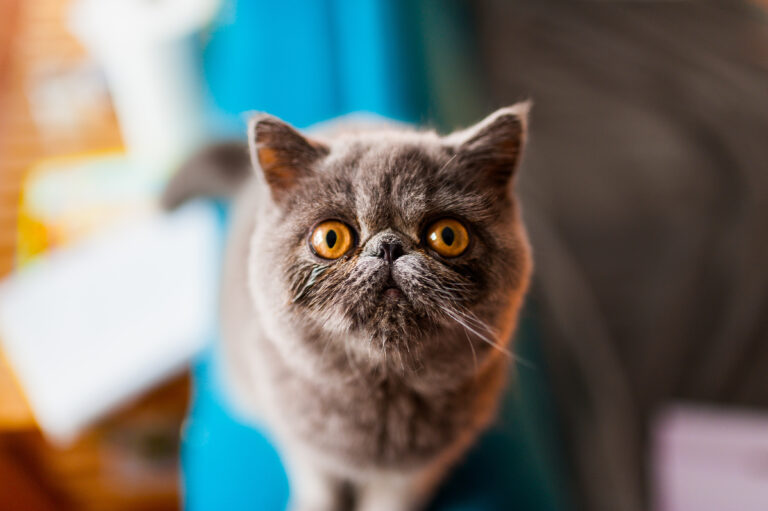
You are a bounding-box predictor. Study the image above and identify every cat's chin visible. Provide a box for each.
[341,280,447,346]
[354,303,440,353]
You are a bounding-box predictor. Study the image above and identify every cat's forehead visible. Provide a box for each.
[324,130,448,172]
[299,135,492,236]
[327,138,444,229]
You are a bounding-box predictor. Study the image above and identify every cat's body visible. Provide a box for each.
[164,106,532,511]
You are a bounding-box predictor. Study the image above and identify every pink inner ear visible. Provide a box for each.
[257,146,278,167]
[250,115,330,197]
[453,113,527,188]
[257,146,300,191]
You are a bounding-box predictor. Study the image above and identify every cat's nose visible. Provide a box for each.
[378,241,404,264]
[364,230,410,263]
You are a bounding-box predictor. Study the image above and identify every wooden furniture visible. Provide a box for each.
[0,1,188,509]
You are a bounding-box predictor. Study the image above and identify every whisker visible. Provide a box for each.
[441,305,536,369]
[463,326,478,372]
[441,307,510,356]
[436,153,459,174]
[292,264,328,303]
[454,309,498,336]
[458,309,537,370]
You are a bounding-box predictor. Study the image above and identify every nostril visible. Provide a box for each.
[390,244,404,261]
[378,242,404,263]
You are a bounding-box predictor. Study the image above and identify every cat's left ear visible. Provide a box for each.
[443,102,530,191]
[248,114,330,202]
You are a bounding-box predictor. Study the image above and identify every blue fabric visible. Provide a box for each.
[203,0,338,130]
[183,347,290,511]
[202,0,426,135]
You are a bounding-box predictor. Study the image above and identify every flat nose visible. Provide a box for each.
[378,241,404,264]
[364,230,411,262]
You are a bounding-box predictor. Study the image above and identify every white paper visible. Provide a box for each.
[0,202,219,444]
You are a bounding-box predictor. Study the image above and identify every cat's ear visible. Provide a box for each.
[444,102,530,191]
[248,114,329,201]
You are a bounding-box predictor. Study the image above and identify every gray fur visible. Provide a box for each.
[168,105,532,511]
[161,141,251,209]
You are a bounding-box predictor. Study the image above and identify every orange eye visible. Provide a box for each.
[425,218,470,257]
[310,221,354,259]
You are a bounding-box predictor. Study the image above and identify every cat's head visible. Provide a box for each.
[246,106,532,376]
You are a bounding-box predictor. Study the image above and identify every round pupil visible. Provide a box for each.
[441,227,455,246]
[326,229,338,248]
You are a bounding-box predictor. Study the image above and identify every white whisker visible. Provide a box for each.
[441,305,536,369]
[463,326,478,372]
[436,153,459,174]
[441,307,510,356]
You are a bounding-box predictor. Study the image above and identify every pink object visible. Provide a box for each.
[653,405,768,511]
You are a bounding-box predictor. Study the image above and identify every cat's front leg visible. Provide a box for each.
[355,463,447,511]
[283,450,346,511]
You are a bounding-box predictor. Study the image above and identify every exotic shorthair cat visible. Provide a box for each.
[163,104,532,511]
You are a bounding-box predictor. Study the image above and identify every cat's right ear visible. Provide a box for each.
[248,114,329,201]
[443,102,530,194]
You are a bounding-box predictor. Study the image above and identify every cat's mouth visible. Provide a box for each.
[383,286,403,299]
[382,276,403,300]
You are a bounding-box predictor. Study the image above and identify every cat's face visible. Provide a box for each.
[247,107,532,374]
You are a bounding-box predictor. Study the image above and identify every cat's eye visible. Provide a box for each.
[310,220,354,259]
[425,218,470,257]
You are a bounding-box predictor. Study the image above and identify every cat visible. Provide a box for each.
[163,104,532,511]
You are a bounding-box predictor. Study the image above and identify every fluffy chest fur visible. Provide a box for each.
[255,328,509,472]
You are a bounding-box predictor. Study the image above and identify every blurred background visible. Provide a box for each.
[2,1,768,510]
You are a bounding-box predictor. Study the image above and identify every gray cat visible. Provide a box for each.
[164,104,532,511]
